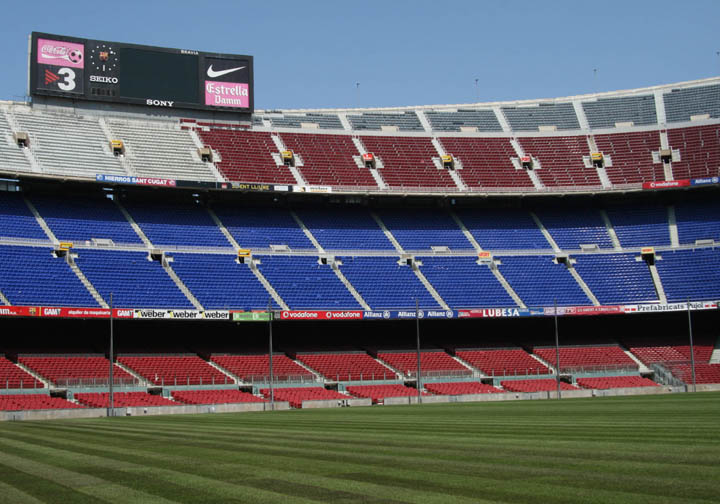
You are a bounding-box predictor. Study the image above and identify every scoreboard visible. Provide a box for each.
[29,32,253,113]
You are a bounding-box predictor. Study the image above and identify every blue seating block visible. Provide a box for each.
[498,255,590,306]
[573,253,658,304]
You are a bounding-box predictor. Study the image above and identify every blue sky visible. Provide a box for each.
[4,0,719,109]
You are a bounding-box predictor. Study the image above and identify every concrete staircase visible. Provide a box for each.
[668,206,680,247]
[206,360,240,384]
[162,261,204,310]
[412,263,451,311]
[622,349,651,373]
[290,211,324,252]
[332,261,371,310]
[249,259,289,311]
[115,201,153,247]
[600,209,623,251]
[370,212,404,253]
[114,361,148,386]
[207,208,241,249]
[566,264,601,306]
[271,134,306,186]
[68,259,108,308]
[648,263,668,304]
[15,362,51,389]
[0,289,10,306]
[24,197,57,243]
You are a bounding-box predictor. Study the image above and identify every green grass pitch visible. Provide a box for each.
[0,393,718,503]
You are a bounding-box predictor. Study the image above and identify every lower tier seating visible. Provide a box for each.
[377,351,470,378]
[74,392,178,408]
[296,353,395,381]
[457,349,550,376]
[576,376,659,389]
[532,346,638,372]
[260,386,349,408]
[19,356,135,386]
[667,363,720,384]
[501,379,580,392]
[0,394,84,411]
[423,381,502,395]
[346,384,426,403]
[171,389,266,405]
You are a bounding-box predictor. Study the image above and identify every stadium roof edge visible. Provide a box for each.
[255,76,720,114]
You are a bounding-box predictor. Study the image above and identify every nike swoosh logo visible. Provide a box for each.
[207,65,246,78]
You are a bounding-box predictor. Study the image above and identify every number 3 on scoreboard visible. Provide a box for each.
[57,67,76,91]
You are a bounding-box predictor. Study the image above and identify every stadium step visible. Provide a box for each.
[600,210,623,251]
[206,360,240,384]
[412,264,451,311]
[271,134,306,186]
[3,107,42,174]
[493,106,512,133]
[332,262,371,311]
[659,130,674,181]
[710,338,720,364]
[510,139,544,190]
[352,137,388,189]
[667,205,680,247]
[336,113,353,131]
[207,208,241,249]
[248,261,289,311]
[114,361,148,385]
[188,129,225,182]
[290,211,324,252]
[68,261,109,308]
[647,263,668,304]
[450,355,482,377]
[162,262,204,310]
[98,117,135,177]
[573,100,590,130]
[370,212,404,253]
[23,197,58,243]
[587,136,613,189]
[566,265,601,306]
[621,349,651,373]
[15,362,50,389]
[416,110,433,132]
[529,212,561,252]
[490,267,526,309]
[530,353,556,375]
[115,201,153,247]
[0,288,10,306]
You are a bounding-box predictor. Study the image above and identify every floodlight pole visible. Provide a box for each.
[268,298,275,411]
[687,298,696,393]
[108,293,114,417]
[416,298,422,404]
[554,299,561,400]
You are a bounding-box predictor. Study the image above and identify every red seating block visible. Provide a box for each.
[212,354,313,382]
[518,136,600,187]
[501,379,579,392]
[457,349,550,376]
[423,381,502,395]
[0,394,84,411]
[533,346,637,372]
[19,356,134,386]
[377,351,470,378]
[296,353,395,381]
[667,125,720,180]
[0,357,43,389]
[172,389,266,405]
[345,384,427,403]
[118,356,229,386]
[74,391,178,408]
[576,375,659,389]
[594,131,664,185]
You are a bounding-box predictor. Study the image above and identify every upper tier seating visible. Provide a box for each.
[360,136,456,188]
[532,346,638,372]
[19,356,134,386]
[377,208,472,250]
[0,107,32,173]
[534,208,613,249]
[0,356,43,389]
[418,256,515,308]
[295,207,393,250]
[582,95,658,129]
[664,84,720,123]
[456,349,550,376]
[260,386,348,408]
[0,245,99,307]
[171,389,267,405]
[605,204,670,247]
[118,355,229,386]
[455,208,549,250]
[0,394,84,411]
[425,109,503,132]
[269,113,343,130]
[75,392,178,408]
[502,103,580,131]
[211,354,314,382]
[74,249,193,309]
[107,119,216,181]
[31,194,142,244]
[518,136,600,187]
[438,137,534,189]
[345,384,426,403]
[0,192,48,240]
[674,200,720,244]
[667,125,720,180]
[212,205,314,249]
[623,335,714,365]
[594,131,664,185]
[123,201,230,247]
[377,351,469,378]
[655,249,720,302]
[576,376,658,389]
[197,128,297,184]
[423,381,502,395]
[170,254,277,310]
[13,109,125,178]
[279,132,377,188]
[256,255,361,309]
[501,379,580,392]
[572,253,659,304]
[348,112,424,131]
[296,352,396,382]
[338,256,440,310]
[497,255,591,306]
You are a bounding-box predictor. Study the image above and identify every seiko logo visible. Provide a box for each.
[90,75,118,84]
[146,99,174,107]
[180,49,199,55]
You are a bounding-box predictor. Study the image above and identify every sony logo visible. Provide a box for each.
[146,99,175,107]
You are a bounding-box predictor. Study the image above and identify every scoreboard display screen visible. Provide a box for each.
[29,32,253,113]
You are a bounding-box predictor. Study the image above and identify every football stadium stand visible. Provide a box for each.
[118,355,230,386]
[0,356,43,389]
[456,349,550,377]
[0,394,83,411]
[297,352,396,382]
[575,376,659,389]
[377,351,470,378]
[211,354,314,383]
[345,384,427,403]
[19,355,135,387]
[501,379,580,392]
[532,346,638,373]
[75,391,178,408]
[423,381,502,395]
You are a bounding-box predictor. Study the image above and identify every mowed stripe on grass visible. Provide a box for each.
[0,393,718,504]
